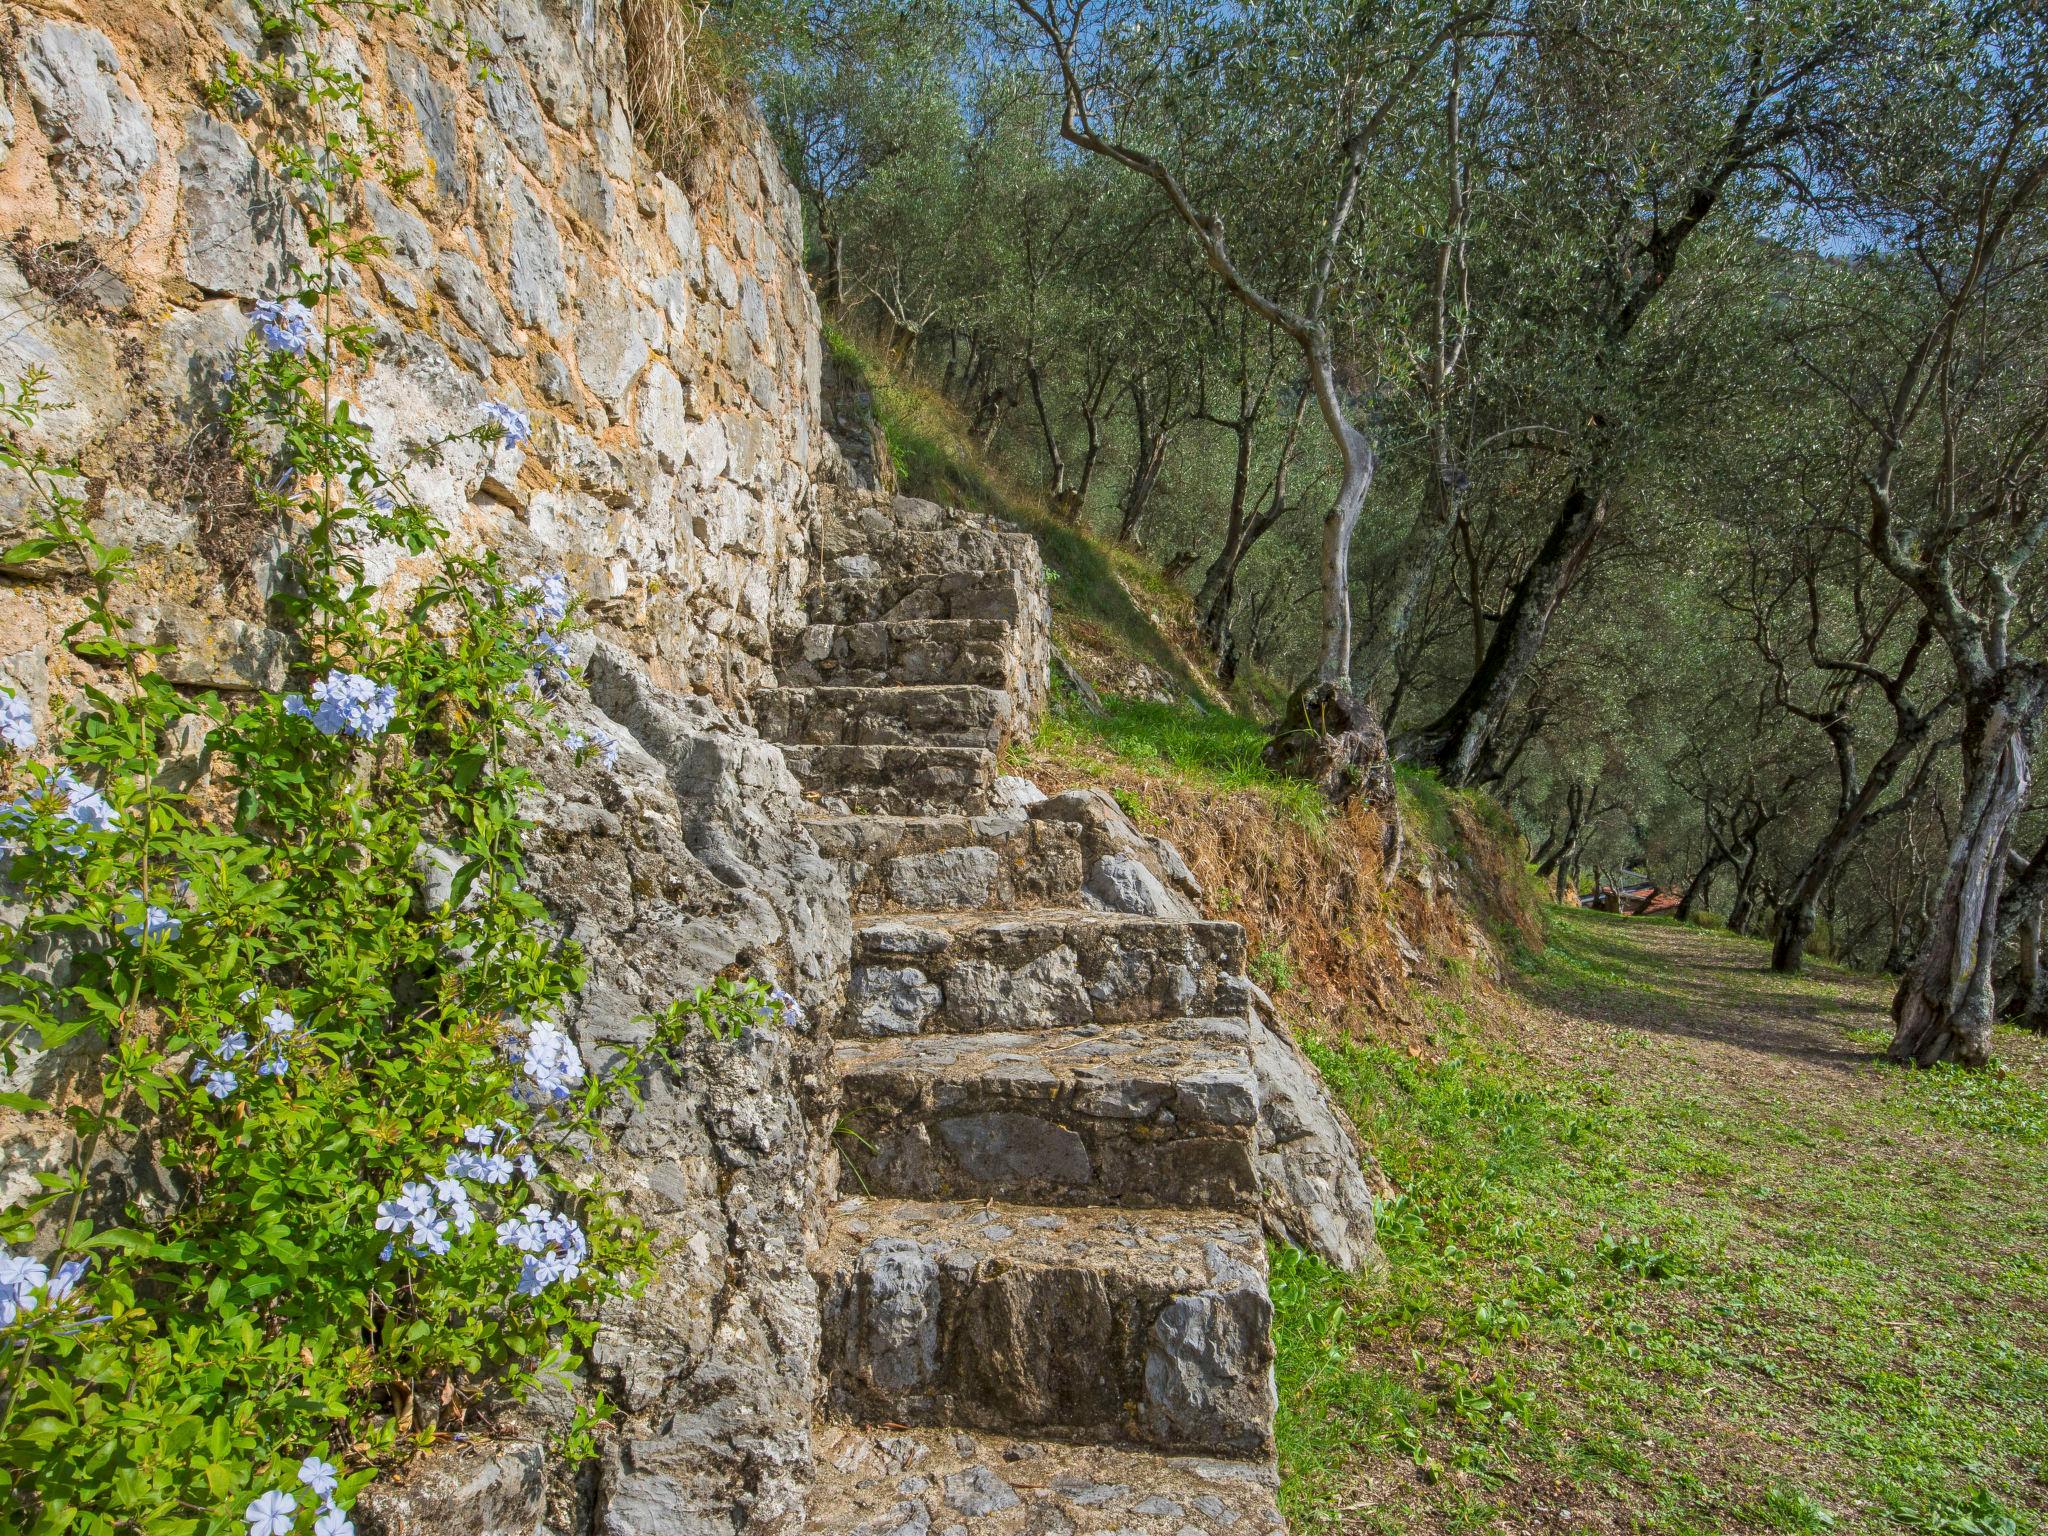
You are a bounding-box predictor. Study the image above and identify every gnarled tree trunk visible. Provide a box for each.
[1889,688,2039,1066]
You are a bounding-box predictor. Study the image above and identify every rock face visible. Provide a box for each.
[0,0,820,737]
[2,4,830,1534]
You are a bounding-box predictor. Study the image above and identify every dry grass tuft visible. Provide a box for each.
[619,0,745,188]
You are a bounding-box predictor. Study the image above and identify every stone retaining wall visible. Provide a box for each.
[0,0,820,719]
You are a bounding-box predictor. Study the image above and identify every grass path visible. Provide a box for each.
[1279,910,2048,1536]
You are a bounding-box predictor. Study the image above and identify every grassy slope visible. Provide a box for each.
[1281,911,2048,1536]
[828,324,1286,714]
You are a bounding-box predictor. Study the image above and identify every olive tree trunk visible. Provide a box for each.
[1889,688,2040,1066]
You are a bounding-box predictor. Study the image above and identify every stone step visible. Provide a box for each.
[834,1020,1261,1212]
[810,568,1038,627]
[781,744,997,817]
[807,1424,1285,1536]
[808,813,1088,914]
[823,527,1041,585]
[757,684,1014,750]
[848,910,1248,1036]
[778,618,1021,691]
[820,491,1012,554]
[818,1198,1274,1456]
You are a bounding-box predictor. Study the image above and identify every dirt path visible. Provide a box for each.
[1278,910,2048,1536]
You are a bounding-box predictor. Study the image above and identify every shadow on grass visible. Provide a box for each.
[1518,909,1889,1075]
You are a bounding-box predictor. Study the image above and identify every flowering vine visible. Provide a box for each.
[0,1,795,1531]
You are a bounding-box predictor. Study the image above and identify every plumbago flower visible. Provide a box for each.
[0,690,34,751]
[0,768,121,858]
[445,1120,538,1185]
[124,901,183,947]
[283,670,400,740]
[495,1203,589,1297]
[0,1248,92,1329]
[249,298,319,357]
[563,728,621,770]
[507,1018,585,1104]
[480,400,531,450]
[243,1488,297,1536]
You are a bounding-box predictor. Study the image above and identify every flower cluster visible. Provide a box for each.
[480,400,531,450]
[0,1247,86,1327]
[507,1018,584,1104]
[564,728,621,770]
[243,1456,352,1536]
[284,671,399,741]
[495,1204,588,1297]
[0,691,34,752]
[519,572,570,628]
[249,298,320,357]
[189,1008,297,1099]
[445,1121,539,1186]
[762,985,806,1030]
[1,769,121,859]
[375,1177,476,1259]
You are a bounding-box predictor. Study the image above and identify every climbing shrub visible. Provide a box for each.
[0,4,792,1532]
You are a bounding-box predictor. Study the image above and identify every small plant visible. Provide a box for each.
[1595,1231,1688,1281]
[651,976,803,1043]
[1760,1485,1839,1532]
[1250,941,1298,995]
[1899,1487,2025,1536]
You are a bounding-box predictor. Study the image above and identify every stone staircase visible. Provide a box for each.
[763,489,1288,1536]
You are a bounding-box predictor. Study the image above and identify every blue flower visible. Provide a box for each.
[258,1054,289,1078]
[219,1031,251,1061]
[244,1488,297,1536]
[263,1008,296,1037]
[764,986,805,1029]
[45,1258,87,1303]
[376,1179,464,1257]
[193,1065,239,1099]
[480,400,531,449]
[506,1019,584,1104]
[0,692,33,752]
[314,1507,355,1536]
[495,1204,587,1296]
[283,670,399,741]
[529,631,572,688]
[5,771,125,857]
[0,1250,49,1327]
[297,1456,339,1500]
[124,904,182,947]
[249,299,319,357]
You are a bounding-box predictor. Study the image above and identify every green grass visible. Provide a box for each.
[1034,695,1333,824]
[1276,911,2048,1535]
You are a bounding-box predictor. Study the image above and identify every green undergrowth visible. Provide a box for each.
[1032,695,1330,825]
[1275,911,2048,1535]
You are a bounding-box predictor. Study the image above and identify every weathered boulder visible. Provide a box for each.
[1242,983,1385,1275]
[19,22,157,239]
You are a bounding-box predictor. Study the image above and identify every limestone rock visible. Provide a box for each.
[1243,986,1384,1275]
[356,1441,545,1536]
[178,113,310,297]
[19,23,157,238]
[122,606,291,692]
[385,46,466,208]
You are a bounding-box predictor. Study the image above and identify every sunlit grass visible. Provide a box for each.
[1276,914,2048,1535]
